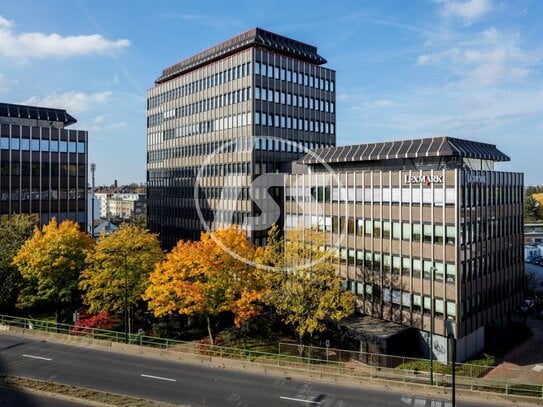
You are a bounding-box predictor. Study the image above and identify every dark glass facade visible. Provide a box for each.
[0,103,87,230]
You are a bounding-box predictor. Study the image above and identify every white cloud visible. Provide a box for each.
[437,0,493,22]
[20,91,113,114]
[0,15,129,61]
[416,27,536,87]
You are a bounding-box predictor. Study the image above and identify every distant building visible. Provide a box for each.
[95,188,146,220]
[525,223,543,245]
[0,102,87,230]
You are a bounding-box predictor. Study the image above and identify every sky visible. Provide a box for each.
[0,0,542,186]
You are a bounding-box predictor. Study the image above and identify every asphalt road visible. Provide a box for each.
[0,333,487,406]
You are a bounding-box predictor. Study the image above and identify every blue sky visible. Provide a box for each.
[0,0,541,185]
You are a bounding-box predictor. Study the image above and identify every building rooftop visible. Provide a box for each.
[156,27,327,84]
[0,102,77,126]
[299,136,510,165]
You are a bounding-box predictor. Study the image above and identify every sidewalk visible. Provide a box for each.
[485,318,543,384]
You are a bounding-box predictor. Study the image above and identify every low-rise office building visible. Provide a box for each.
[286,136,524,360]
[0,102,87,230]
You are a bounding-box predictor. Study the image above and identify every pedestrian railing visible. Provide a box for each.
[1,314,542,399]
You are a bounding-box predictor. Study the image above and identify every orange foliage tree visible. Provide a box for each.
[144,227,266,344]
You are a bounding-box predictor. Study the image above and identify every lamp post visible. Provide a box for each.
[446,320,457,407]
[429,266,436,386]
[123,252,128,344]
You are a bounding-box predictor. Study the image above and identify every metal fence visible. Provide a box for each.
[1,314,542,399]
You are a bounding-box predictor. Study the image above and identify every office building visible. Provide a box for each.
[147,27,336,248]
[286,136,524,360]
[0,102,87,230]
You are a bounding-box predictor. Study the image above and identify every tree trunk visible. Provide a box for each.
[206,316,214,345]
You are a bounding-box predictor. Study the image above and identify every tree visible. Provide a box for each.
[259,227,355,351]
[0,214,38,311]
[144,227,265,344]
[525,196,542,222]
[79,224,163,334]
[13,218,94,322]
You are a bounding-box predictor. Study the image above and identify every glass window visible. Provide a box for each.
[446,264,456,283]
[365,252,372,269]
[50,140,58,152]
[392,256,400,274]
[423,296,431,314]
[356,219,364,236]
[435,225,444,244]
[0,137,8,149]
[434,262,444,281]
[77,142,85,153]
[402,258,411,275]
[383,221,391,238]
[413,259,421,278]
[423,224,432,243]
[446,226,455,245]
[402,292,411,308]
[446,301,456,320]
[373,253,381,271]
[402,223,411,240]
[392,222,401,239]
[413,294,421,312]
[383,288,391,302]
[60,141,68,152]
[392,290,401,305]
[365,220,372,237]
[412,224,421,241]
[356,250,364,267]
[20,138,30,151]
[373,220,382,238]
[41,140,49,151]
[423,261,433,279]
[383,255,391,272]
[435,299,444,318]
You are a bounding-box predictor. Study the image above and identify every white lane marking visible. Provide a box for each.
[140,373,176,382]
[280,396,321,404]
[22,354,52,361]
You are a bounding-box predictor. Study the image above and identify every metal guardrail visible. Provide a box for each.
[1,314,542,398]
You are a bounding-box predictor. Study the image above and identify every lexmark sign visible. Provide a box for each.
[467,174,487,184]
[404,175,444,185]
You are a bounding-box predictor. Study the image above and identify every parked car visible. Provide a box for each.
[529,256,543,264]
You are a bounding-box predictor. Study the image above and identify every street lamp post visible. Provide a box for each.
[446,320,457,407]
[429,266,435,386]
[123,253,128,344]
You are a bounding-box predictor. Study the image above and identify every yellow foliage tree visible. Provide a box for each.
[144,227,265,344]
[258,227,355,351]
[13,218,94,322]
[80,224,163,333]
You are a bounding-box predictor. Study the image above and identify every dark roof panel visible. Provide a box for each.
[0,102,77,125]
[157,27,328,83]
[299,136,510,165]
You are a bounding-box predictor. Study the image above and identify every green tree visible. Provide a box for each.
[259,227,355,351]
[80,224,163,334]
[525,196,542,222]
[13,218,94,322]
[144,227,265,344]
[0,214,38,311]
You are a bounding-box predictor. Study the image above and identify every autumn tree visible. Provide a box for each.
[259,227,355,351]
[144,227,265,344]
[0,214,38,311]
[13,218,94,322]
[79,224,163,334]
[525,195,543,222]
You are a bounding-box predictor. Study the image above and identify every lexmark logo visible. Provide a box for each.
[467,174,487,184]
[404,175,444,185]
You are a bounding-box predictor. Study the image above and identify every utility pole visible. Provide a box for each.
[90,163,96,237]
[429,266,435,386]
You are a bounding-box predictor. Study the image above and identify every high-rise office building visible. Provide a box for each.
[147,28,336,248]
[0,102,88,230]
[286,137,524,360]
